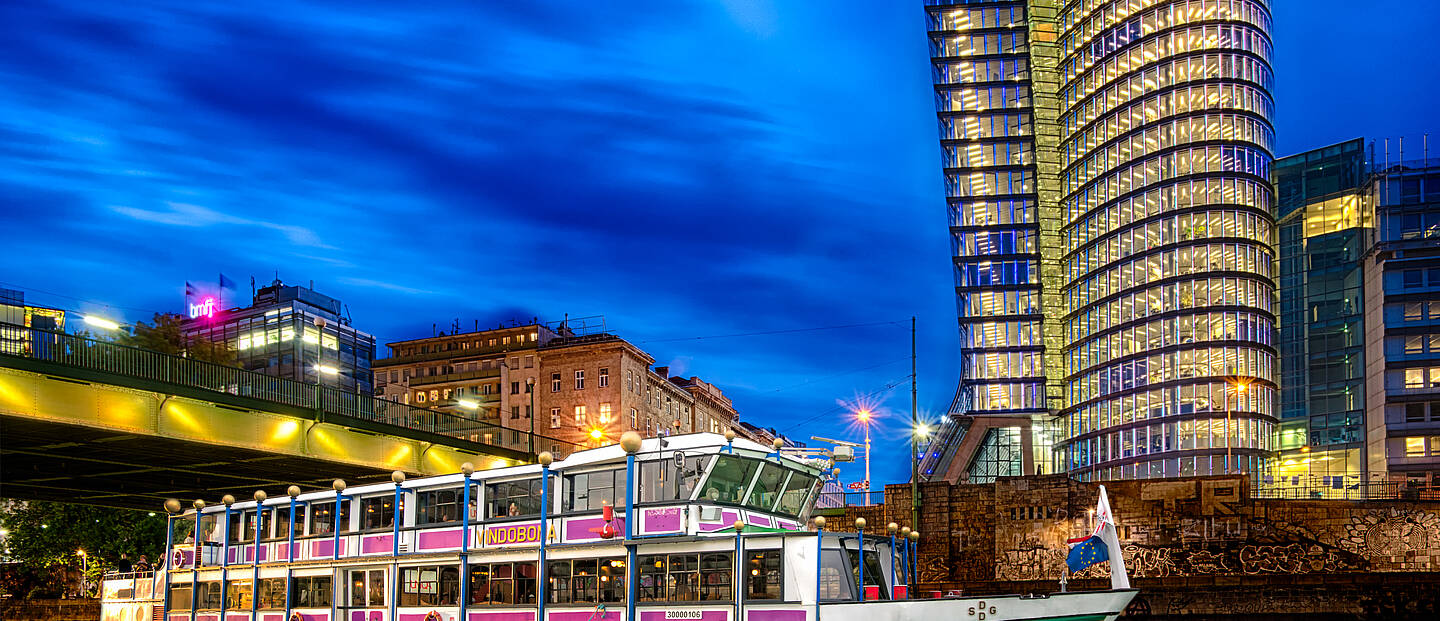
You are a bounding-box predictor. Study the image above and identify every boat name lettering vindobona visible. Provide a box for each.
[484,522,541,546]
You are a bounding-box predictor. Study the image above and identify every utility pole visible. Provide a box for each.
[910,316,919,533]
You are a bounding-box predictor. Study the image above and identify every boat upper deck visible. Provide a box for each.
[167,433,827,569]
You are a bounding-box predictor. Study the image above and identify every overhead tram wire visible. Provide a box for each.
[766,356,910,394]
[637,319,908,344]
[778,373,915,433]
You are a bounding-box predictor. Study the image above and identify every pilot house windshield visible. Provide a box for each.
[698,455,817,516]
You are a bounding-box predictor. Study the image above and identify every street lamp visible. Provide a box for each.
[77,549,87,597]
[82,316,121,331]
[855,409,872,505]
[1224,378,1250,474]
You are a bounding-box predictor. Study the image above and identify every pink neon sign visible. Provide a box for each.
[188,297,217,319]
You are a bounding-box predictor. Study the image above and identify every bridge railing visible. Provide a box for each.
[0,323,578,456]
[1253,477,1440,501]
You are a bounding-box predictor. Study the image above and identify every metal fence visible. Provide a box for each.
[0,323,577,456]
[815,490,887,509]
[1253,477,1440,501]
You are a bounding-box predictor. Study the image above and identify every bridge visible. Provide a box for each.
[0,324,575,510]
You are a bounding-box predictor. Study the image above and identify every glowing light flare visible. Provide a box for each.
[457,399,479,410]
[384,444,413,468]
[589,429,604,440]
[315,365,340,376]
[269,419,301,443]
[83,316,121,330]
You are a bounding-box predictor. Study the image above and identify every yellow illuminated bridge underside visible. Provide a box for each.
[0,367,508,481]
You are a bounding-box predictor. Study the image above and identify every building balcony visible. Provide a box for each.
[409,368,502,387]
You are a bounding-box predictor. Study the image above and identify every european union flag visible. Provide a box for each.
[1066,535,1109,573]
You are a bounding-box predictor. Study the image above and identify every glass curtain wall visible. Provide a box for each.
[929,0,1049,424]
[1054,0,1279,480]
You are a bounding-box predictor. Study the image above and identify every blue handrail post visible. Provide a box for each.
[537,453,553,621]
[252,491,267,620]
[390,471,405,557]
[734,521,744,621]
[813,516,826,621]
[620,432,642,621]
[898,527,909,593]
[458,463,474,621]
[221,498,234,568]
[332,480,346,561]
[854,518,865,602]
[284,487,299,621]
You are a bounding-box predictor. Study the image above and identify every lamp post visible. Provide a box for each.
[77,549,87,597]
[527,377,536,457]
[314,364,339,414]
[1225,378,1250,474]
[856,409,872,505]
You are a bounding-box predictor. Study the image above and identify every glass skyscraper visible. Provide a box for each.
[922,0,1278,482]
[1272,139,1370,489]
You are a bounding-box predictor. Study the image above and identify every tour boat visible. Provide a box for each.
[102,432,1135,621]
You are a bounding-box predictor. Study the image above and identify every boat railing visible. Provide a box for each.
[100,571,160,602]
[167,500,811,569]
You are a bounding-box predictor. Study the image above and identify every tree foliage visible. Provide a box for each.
[117,313,238,367]
[0,500,168,598]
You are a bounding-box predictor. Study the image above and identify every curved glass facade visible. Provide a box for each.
[928,0,1050,424]
[1053,0,1278,480]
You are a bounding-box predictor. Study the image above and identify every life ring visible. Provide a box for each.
[170,549,185,569]
[423,611,443,621]
[289,612,305,621]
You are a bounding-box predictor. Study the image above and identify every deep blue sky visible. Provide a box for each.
[2,0,1436,487]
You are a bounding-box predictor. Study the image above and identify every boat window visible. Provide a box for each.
[469,562,537,605]
[197,512,220,545]
[230,510,257,543]
[818,549,855,601]
[637,553,732,602]
[349,569,386,607]
[360,496,400,530]
[257,577,286,609]
[224,579,251,610]
[744,463,788,511]
[564,469,622,512]
[168,584,192,611]
[775,472,817,515]
[291,576,333,608]
[845,550,889,599]
[701,456,760,504]
[268,505,307,541]
[638,455,712,503]
[417,487,462,524]
[399,564,460,607]
[548,558,626,604]
[174,515,197,544]
[745,550,783,600]
[486,478,542,518]
[309,501,351,535]
[195,580,222,610]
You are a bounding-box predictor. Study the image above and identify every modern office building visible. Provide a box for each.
[921,0,1278,482]
[180,280,375,393]
[1362,150,1440,487]
[1271,139,1370,487]
[0,288,66,355]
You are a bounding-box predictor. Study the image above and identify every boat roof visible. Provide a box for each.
[201,432,824,513]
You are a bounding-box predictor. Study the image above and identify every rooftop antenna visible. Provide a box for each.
[452,318,460,334]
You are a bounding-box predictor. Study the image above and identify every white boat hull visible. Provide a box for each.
[817,589,1137,621]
